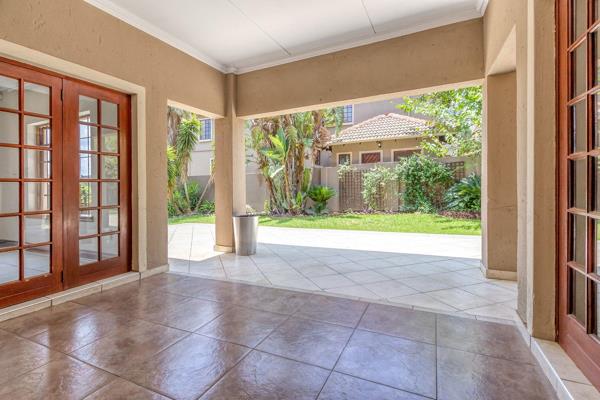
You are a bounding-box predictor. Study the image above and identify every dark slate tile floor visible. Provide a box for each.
[0,273,557,400]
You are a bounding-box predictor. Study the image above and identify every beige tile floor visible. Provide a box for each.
[168,223,518,322]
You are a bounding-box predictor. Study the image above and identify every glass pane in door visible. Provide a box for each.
[570,268,587,325]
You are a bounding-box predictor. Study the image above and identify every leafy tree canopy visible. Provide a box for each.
[397,86,482,158]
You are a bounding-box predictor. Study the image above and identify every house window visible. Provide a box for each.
[392,148,420,162]
[337,152,351,165]
[200,119,213,141]
[341,105,353,124]
[360,151,382,164]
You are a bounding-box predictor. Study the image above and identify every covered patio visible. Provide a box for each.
[0,0,597,398]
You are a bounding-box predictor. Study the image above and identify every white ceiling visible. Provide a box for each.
[85,0,488,74]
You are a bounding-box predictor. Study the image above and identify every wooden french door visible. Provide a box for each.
[0,58,130,307]
[62,80,130,288]
[558,0,600,388]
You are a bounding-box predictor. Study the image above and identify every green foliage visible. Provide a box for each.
[362,165,397,211]
[396,155,454,213]
[167,145,179,196]
[197,201,215,215]
[248,109,342,215]
[445,174,481,212]
[397,86,482,158]
[337,163,356,179]
[307,185,336,215]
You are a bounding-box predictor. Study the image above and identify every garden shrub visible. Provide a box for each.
[307,185,336,215]
[445,174,481,212]
[362,165,397,211]
[396,155,454,212]
[167,181,203,216]
[198,201,216,215]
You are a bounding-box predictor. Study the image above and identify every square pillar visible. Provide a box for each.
[481,72,518,280]
[214,74,246,252]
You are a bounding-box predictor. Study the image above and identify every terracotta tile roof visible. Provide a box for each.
[328,113,430,145]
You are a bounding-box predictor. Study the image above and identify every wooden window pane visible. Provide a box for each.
[24,214,50,245]
[572,101,587,153]
[79,182,98,208]
[0,76,18,110]
[570,268,587,325]
[573,0,588,41]
[571,214,587,265]
[24,149,51,179]
[0,182,18,214]
[101,234,119,260]
[24,82,49,116]
[24,245,50,278]
[101,155,118,179]
[79,96,98,123]
[0,216,18,249]
[24,116,50,147]
[571,158,588,209]
[101,128,118,153]
[0,111,19,144]
[573,43,588,97]
[79,237,98,265]
[0,250,19,284]
[101,208,118,233]
[79,210,98,236]
[24,182,50,212]
[80,153,97,179]
[101,101,118,127]
[101,182,118,206]
[361,152,381,164]
[0,147,19,179]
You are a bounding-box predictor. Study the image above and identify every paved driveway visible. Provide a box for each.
[168,223,517,322]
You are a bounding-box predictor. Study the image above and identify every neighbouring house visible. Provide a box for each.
[325,113,429,166]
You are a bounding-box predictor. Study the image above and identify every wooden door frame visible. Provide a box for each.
[557,0,600,388]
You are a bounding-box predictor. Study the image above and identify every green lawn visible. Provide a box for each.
[168,213,481,236]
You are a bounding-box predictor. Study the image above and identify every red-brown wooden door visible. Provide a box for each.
[0,60,63,307]
[558,0,600,389]
[62,80,130,288]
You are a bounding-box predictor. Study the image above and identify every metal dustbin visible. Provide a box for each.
[233,214,259,256]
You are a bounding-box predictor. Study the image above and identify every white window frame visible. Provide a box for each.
[391,147,421,162]
[198,118,214,143]
[359,150,383,164]
[342,104,354,125]
[337,152,352,166]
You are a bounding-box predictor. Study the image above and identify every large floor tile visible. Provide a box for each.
[460,282,517,303]
[344,270,389,284]
[294,294,367,327]
[318,372,428,400]
[196,306,288,347]
[84,378,169,400]
[0,329,62,385]
[326,285,382,300]
[71,319,188,375]
[426,288,492,310]
[201,350,329,400]
[437,347,557,400]
[389,293,459,313]
[437,314,534,364]
[257,317,353,368]
[0,356,114,400]
[335,330,436,398]
[310,274,357,289]
[358,303,436,344]
[398,275,454,292]
[29,309,133,353]
[363,280,418,299]
[0,302,94,338]
[124,334,249,400]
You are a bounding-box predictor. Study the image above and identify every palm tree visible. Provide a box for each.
[176,116,202,213]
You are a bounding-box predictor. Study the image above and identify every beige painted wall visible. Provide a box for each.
[237,19,485,118]
[0,0,226,270]
[482,72,518,278]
